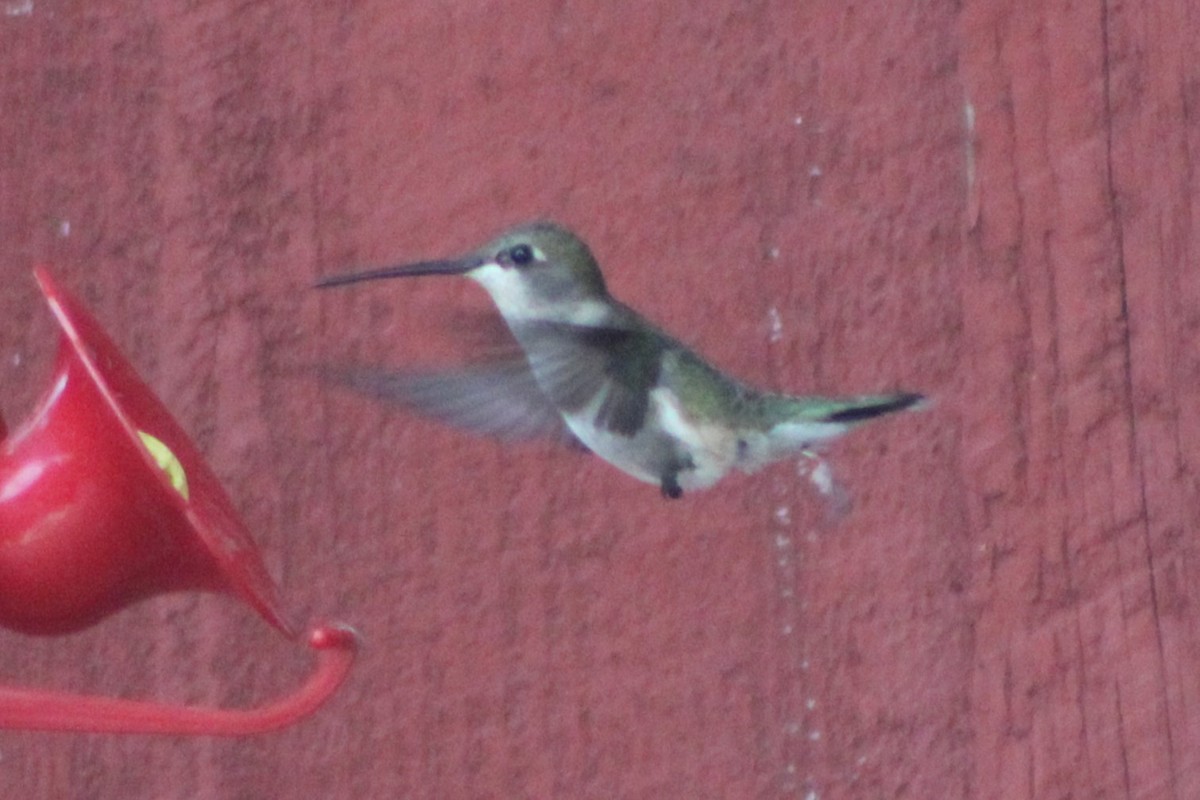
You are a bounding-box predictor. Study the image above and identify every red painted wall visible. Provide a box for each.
[2,2,1197,797]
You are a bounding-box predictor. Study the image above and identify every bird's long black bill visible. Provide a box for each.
[315,258,480,289]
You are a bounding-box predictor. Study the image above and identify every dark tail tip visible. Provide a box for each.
[825,392,926,423]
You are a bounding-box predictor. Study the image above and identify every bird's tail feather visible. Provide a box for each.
[807,392,926,424]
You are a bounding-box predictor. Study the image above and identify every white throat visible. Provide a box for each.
[468,263,609,325]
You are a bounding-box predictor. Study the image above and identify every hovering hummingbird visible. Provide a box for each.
[316,222,924,499]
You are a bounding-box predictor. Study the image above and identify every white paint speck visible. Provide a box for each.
[10,352,21,367]
[805,697,817,710]
[964,100,977,195]
[782,624,793,635]
[774,505,791,524]
[768,246,781,259]
[809,165,823,177]
[793,115,803,126]
[805,790,819,800]
[774,533,791,549]
[780,586,794,598]
[799,456,836,498]
[767,306,783,343]
[4,0,32,16]
[800,659,810,671]
[808,729,822,741]
[784,721,801,735]
[57,219,70,237]
[786,763,797,774]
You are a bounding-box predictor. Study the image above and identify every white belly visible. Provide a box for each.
[562,387,741,491]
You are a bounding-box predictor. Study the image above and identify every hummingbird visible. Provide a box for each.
[316,222,924,499]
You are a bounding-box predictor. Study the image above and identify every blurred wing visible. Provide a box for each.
[323,359,578,445]
[513,318,667,437]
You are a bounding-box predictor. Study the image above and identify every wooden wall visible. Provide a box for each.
[1,2,1196,797]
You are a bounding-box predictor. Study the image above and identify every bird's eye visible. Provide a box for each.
[509,244,534,266]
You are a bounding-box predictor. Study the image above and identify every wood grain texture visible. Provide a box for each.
[0,1,1194,798]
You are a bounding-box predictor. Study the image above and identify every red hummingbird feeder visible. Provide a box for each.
[0,266,357,735]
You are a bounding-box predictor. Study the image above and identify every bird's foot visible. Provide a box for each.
[659,455,694,500]
[660,473,683,499]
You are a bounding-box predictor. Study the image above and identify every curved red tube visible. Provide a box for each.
[0,624,359,735]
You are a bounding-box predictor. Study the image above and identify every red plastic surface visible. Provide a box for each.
[0,623,358,735]
[0,268,292,636]
[0,270,358,736]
